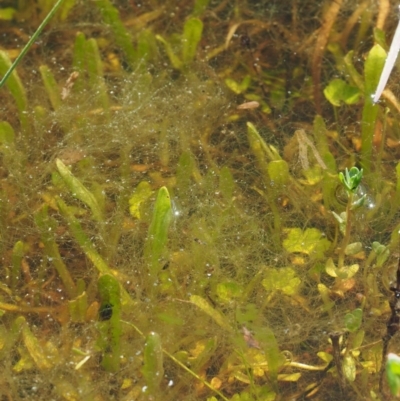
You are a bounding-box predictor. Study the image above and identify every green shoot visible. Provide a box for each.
[336,167,364,269]
[144,186,172,281]
[142,332,164,397]
[96,274,122,372]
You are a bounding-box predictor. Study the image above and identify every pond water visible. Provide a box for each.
[1,1,400,400]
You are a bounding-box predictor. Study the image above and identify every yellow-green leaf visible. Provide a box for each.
[283,227,331,259]
[189,295,232,332]
[343,354,356,382]
[262,267,301,296]
[129,181,153,219]
[182,17,203,64]
[142,332,164,395]
[22,320,52,370]
[144,186,172,278]
[97,274,122,372]
[56,158,103,221]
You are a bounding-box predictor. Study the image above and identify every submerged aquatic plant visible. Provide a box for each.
[2,1,400,400]
[386,353,400,396]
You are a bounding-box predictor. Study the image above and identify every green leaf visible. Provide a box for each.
[193,0,210,16]
[225,75,251,94]
[0,121,15,144]
[246,122,280,185]
[22,317,52,370]
[318,283,335,312]
[216,281,241,302]
[325,258,359,279]
[387,353,400,396]
[182,17,203,65]
[343,354,356,382]
[156,34,183,69]
[344,242,362,255]
[189,295,232,331]
[39,65,61,110]
[11,240,25,291]
[373,27,388,51]
[142,332,164,395]
[0,8,16,20]
[372,241,386,254]
[129,181,153,219]
[317,351,333,363]
[0,51,28,133]
[323,78,361,106]
[56,158,104,222]
[68,292,88,323]
[361,44,386,173]
[364,44,386,96]
[144,186,172,278]
[338,167,363,193]
[85,38,110,111]
[283,228,331,259]
[302,165,323,185]
[260,326,282,384]
[344,308,362,332]
[262,267,301,296]
[95,0,136,67]
[137,29,157,63]
[267,160,289,189]
[343,51,364,90]
[97,274,122,372]
[72,32,87,93]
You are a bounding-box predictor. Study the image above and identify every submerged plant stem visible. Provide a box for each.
[0,0,65,88]
[338,193,353,268]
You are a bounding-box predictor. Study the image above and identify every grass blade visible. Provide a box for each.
[85,38,110,112]
[72,32,86,93]
[0,0,65,88]
[95,0,136,67]
[40,65,61,110]
[22,317,53,370]
[56,158,104,222]
[0,51,28,133]
[11,241,25,292]
[97,274,122,372]
[182,17,203,65]
[189,295,232,332]
[361,44,386,174]
[144,186,172,278]
[142,331,164,396]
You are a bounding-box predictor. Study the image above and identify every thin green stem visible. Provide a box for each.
[338,192,353,268]
[0,0,65,88]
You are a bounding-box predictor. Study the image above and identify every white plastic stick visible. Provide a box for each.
[373,12,400,103]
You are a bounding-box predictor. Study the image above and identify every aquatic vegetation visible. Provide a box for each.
[2,1,400,400]
[386,353,400,397]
